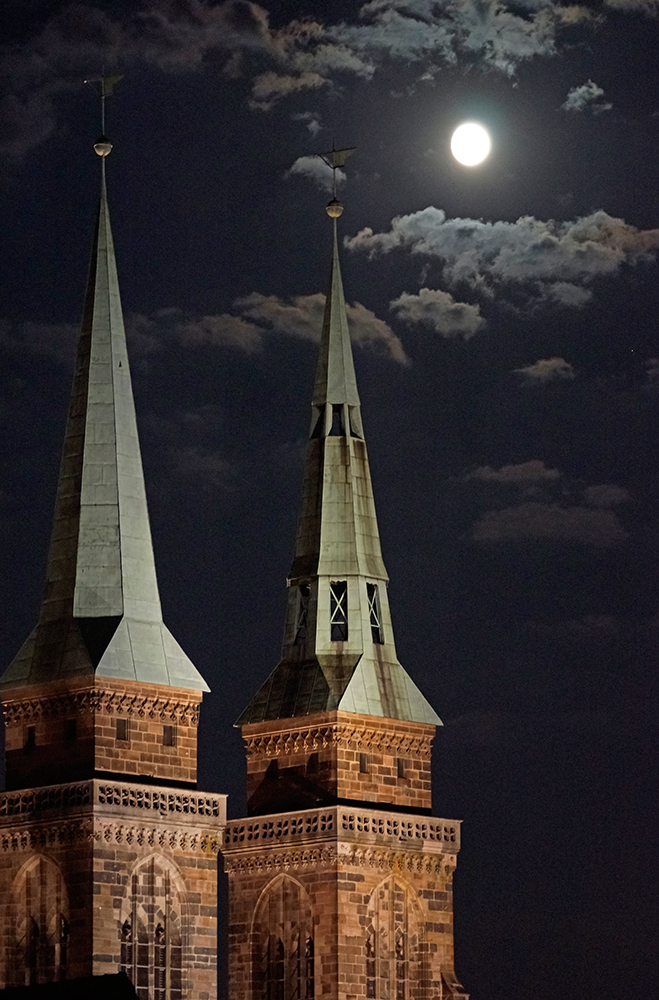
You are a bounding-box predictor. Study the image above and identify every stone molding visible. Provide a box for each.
[2,690,200,727]
[0,820,93,852]
[224,806,459,855]
[243,723,432,759]
[0,780,225,826]
[224,843,456,877]
[0,818,221,855]
[93,822,221,855]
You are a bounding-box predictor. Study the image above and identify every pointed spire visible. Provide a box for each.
[239,190,438,726]
[2,146,208,692]
[312,221,360,409]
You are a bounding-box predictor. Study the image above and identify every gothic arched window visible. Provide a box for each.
[253,875,315,1000]
[119,857,185,1000]
[364,877,423,1000]
[10,856,70,987]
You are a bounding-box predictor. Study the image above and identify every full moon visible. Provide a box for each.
[450,123,491,166]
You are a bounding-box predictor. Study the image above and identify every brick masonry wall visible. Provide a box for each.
[225,844,465,1000]
[2,678,201,789]
[243,712,434,815]
[0,781,225,998]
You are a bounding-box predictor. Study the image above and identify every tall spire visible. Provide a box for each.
[239,177,438,725]
[1,135,208,692]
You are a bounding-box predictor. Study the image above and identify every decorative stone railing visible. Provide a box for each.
[224,806,459,853]
[0,780,226,826]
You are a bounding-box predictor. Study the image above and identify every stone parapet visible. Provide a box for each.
[224,804,459,862]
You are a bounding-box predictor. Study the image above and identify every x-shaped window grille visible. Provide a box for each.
[367,584,383,644]
[329,582,348,641]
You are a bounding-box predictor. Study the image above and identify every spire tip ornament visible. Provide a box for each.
[93,135,112,157]
[326,197,343,218]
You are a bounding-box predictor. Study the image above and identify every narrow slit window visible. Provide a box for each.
[329,404,345,436]
[163,725,177,747]
[367,583,384,644]
[329,581,348,641]
[64,718,77,742]
[116,718,129,742]
[359,752,369,774]
[295,584,310,644]
[397,757,406,780]
[24,726,36,752]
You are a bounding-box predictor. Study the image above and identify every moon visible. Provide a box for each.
[450,123,491,166]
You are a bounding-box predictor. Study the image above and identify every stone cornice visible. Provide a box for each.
[223,843,457,878]
[0,818,221,856]
[243,723,432,759]
[2,690,200,726]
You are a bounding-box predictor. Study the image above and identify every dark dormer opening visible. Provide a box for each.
[367,583,384,644]
[330,581,348,641]
[329,404,345,436]
[295,584,310,644]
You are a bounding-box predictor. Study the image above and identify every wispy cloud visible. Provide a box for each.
[467,460,561,483]
[390,287,485,339]
[346,207,659,310]
[514,357,576,381]
[237,291,409,363]
[562,79,612,113]
[285,155,345,193]
[471,501,627,547]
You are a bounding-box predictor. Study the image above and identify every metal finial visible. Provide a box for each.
[85,74,123,156]
[326,198,344,218]
[317,144,356,211]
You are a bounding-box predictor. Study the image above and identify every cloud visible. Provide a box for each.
[291,111,322,136]
[346,207,659,308]
[604,0,659,13]
[562,79,612,113]
[390,287,485,339]
[248,70,329,110]
[514,357,575,381]
[467,460,561,483]
[237,291,409,363]
[0,319,78,363]
[582,484,631,507]
[144,404,234,490]
[471,501,628,547]
[336,0,595,77]
[1,0,602,166]
[1,292,407,366]
[176,313,263,353]
[285,155,345,193]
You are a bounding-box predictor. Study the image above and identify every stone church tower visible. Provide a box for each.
[223,192,468,1000]
[0,141,225,997]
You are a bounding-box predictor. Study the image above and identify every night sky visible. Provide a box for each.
[1,2,659,998]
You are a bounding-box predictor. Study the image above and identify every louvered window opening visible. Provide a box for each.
[329,582,348,641]
[367,583,384,644]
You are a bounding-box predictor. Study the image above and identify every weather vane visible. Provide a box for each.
[317,144,356,218]
[84,73,123,157]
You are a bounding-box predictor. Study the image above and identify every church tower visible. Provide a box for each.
[223,171,468,1000]
[0,133,225,997]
